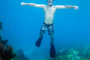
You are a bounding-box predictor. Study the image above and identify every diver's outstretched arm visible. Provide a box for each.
[55,5,78,10]
[21,2,45,8]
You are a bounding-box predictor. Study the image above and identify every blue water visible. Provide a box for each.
[0,0,90,59]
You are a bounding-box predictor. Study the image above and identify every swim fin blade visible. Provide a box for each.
[50,43,56,58]
[35,38,42,47]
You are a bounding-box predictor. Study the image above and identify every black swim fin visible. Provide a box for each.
[50,42,56,58]
[35,37,43,47]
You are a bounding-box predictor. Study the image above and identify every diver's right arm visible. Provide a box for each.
[21,2,45,8]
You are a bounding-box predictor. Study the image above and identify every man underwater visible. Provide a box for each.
[21,0,78,58]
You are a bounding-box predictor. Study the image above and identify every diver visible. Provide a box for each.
[21,0,78,58]
[0,21,3,31]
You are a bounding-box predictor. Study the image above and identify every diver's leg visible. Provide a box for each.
[35,23,47,47]
[48,24,56,58]
[50,34,54,44]
[48,24,54,44]
[50,34,56,58]
[39,32,43,39]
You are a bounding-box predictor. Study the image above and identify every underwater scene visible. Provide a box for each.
[0,0,90,60]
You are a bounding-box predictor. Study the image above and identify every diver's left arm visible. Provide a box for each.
[55,5,78,10]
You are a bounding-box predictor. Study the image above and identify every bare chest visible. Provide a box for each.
[44,6,56,15]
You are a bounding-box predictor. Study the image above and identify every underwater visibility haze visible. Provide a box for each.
[0,0,90,60]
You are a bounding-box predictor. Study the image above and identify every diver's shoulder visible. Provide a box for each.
[52,5,57,7]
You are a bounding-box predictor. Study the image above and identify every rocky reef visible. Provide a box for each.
[0,21,3,31]
[0,36,16,60]
[14,49,29,60]
[0,36,30,60]
[55,45,90,60]
[0,22,16,60]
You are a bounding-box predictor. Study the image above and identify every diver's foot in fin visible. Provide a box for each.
[35,37,43,47]
[50,42,56,58]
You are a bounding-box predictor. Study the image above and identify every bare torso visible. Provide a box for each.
[43,6,56,25]
[21,2,78,25]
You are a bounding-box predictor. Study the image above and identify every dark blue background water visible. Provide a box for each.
[0,0,90,59]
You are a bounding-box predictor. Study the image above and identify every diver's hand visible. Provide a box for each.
[74,6,79,10]
[21,2,26,6]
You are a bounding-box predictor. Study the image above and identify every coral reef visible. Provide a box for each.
[67,49,80,60]
[0,36,16,60]
[0,22,16,60]
[14,49,29,60]
[0,43,16,60]
[0,21,3,31]
[0,36,8,46]
[55,45,90,60]
[55,49,80,60]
